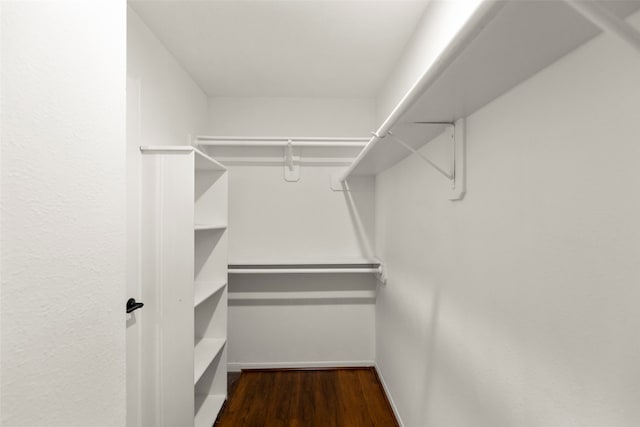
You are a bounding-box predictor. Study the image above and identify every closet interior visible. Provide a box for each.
[126,1,640,426]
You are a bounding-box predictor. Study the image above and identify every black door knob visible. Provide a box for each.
[126,298,144,314]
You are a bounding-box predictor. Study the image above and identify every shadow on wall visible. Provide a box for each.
[420,283,441,424]
[340,175,376,259]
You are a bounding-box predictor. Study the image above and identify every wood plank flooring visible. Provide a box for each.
[214,368,399,427]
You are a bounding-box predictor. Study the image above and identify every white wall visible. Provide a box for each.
[375,12,640,427]
[206,97,378,369]
[207,97,375,136]
[375,0,483,122]
[1,2,126,426]
[127,7,209,147]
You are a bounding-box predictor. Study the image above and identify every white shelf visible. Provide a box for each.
[194,223,227,231]
[194,338,226,385]
[194,395,225,427]
[194,281,226,307]
[139,146,226,171]
[345,1,640,177]
[228,256,380,266]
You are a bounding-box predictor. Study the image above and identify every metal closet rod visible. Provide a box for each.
[228,268,381,274]
[196,136,369,148]
[228,265,382,274]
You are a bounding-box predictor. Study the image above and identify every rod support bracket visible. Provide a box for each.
[284,140,301,182]
[376,264,387,285]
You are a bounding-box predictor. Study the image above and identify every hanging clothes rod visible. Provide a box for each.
[196,136,369,148]
[228,261,382,275]
[228,268,381,274]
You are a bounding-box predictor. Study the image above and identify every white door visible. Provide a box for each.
[126,76,144,427]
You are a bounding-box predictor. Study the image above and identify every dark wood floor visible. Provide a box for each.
[214,368,399,427]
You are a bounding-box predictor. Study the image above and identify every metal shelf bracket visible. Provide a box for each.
[386,119,465,200]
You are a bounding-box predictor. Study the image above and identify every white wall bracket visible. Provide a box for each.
[564,0,640,54]
[386,129,453,181]
[376,264,387,285]
[385,119,465,201]
[284,141,300,182]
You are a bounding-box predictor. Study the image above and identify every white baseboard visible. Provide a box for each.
[227,360,375,372]
[374,363,405,427]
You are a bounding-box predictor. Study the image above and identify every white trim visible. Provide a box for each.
[374,364,405,427]
[227,360,375,372]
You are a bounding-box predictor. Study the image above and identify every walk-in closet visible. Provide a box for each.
[2,1,640,426]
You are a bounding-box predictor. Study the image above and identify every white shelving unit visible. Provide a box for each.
[340,1,640,181]
[140,146,228,427]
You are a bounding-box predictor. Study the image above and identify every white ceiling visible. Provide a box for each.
[129,0,430,98]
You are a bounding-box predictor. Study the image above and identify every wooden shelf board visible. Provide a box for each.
[194,338,226,385]
[194,394,225,427]
[194,281,227,307]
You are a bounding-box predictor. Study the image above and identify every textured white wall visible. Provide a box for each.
[375,12,640,427]
[1,2,126,426]
[207,97,378,369]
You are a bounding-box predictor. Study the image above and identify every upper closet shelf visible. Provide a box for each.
[340,0,640,180]
[140,146,226,171]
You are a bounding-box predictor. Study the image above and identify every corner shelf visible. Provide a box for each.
[194,338,226,384]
